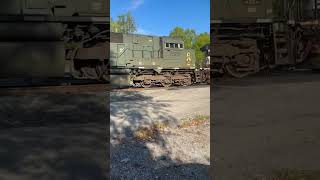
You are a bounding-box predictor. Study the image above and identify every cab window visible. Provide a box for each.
[165,42,184,49]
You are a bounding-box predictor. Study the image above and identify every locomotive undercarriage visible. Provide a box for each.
[212,22,318,78]
[130,69,209,88]
[64,23,109,82]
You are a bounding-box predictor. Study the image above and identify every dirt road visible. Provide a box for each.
[213,72,320,179]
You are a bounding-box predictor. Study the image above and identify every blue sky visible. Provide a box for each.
[110,0,210,36]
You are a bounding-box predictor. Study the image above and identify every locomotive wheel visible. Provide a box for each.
[141,80,152,88]
[161,77,172,87]
[161,81,172,87]
[183,78,192,86]
[225,53,259,78]
[295,38,312,63]
[81,67,99,79]
[225,64,252,78]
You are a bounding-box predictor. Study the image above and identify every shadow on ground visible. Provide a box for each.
[0,91,108,180]
[110,91,210,179]
[212,73,320,179]
[213,71,320,87]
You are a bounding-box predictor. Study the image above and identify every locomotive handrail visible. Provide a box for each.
[81,29,109,45]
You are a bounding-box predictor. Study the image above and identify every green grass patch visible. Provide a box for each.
[134,121,169,141]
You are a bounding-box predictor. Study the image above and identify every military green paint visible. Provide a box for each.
[0,0,109,78]
[110,33,196,70]
[212,0,320,22]
[212,0,273,21]
[0,0,108,16]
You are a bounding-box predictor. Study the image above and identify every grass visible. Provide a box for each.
[178,114,209,129]
[134,115,209,141]
[134,121,169,141]
[255,169,320,180]
[134,114,209,141]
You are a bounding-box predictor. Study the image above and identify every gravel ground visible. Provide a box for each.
[0,85,210,179]
[110,86,210,179]
[0,89,108,180]
[212,72,320,180]
[110,86,210,136]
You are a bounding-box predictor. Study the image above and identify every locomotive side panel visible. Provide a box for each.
[110,33,196,70]
[212,0,273,22]
[0,0,22,15]
[0,0,110,81]
[0,0,109,17]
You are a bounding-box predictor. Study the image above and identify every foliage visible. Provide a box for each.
[193,32,210,67]
[169,27,196,49]
[111,12,137,33]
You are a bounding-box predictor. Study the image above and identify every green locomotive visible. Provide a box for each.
[212,0,320,78]
[110,32,209,88]
[0,0,109,81]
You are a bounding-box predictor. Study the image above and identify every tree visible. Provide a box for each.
[111,12,137,33]
[193,32,210,67]
[169,27,196,49]
[111,17,120,33]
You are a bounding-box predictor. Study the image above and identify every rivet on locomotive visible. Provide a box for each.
[110,33,210,88]
[0,0,109,81]
[212,0,320,78]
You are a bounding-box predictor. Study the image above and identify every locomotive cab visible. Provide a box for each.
[161,37,184,59]
[161,37,196,69]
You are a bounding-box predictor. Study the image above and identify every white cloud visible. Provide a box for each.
[128,0,145,11]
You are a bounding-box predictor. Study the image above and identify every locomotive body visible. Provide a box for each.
[0,0,109,81]
[110,32,209,88]
[212,0,320,77]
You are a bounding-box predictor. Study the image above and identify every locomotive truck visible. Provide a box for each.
[110,32,210,88]
[212,0,320,78]
[0,0,109,82]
